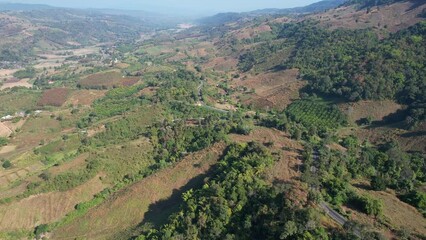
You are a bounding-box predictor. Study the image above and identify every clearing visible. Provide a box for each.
[79,71,140,89]
[38,88,71,107]
[65,90,107,106]
[0,78,33,90]
[233,69,306,110]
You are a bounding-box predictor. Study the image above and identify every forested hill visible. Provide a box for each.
[344,0,408,8]
[0,3,55,11]
[198,0,348,26]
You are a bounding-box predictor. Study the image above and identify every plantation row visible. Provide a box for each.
[285,99,347,131]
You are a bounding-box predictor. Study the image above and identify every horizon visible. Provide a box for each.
[2,0,322,15]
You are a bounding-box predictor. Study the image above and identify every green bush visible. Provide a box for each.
[2,160,12,169]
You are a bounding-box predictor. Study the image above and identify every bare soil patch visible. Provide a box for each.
[0,122,12,137]
[0,78,32,90]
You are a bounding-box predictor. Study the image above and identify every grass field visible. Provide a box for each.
[0,89,41,116]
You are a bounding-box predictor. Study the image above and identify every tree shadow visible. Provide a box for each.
[400,131,426,138]
[123,165,218,239]
[408,0,426,12]
[352,182,372,191]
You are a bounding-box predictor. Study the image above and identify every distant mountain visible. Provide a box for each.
[0,2,55,11]
[199,0,349,25]
[252,0,348,14]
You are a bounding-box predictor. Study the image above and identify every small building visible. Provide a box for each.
[1,115,14,121]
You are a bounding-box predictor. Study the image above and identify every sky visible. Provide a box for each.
[6,0,321,15]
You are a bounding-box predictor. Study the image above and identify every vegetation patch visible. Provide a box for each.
[37,88,70,107]
[78,71,140,89]
[286,98,347,131]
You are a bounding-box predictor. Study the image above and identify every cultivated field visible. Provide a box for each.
[38,88,71,107]
[65,89,107,106]
[79,71,140,89]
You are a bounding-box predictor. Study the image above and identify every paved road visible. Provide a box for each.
[320,202,348,226]
[313,150,361,237]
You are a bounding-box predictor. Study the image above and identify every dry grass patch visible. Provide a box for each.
[311,2,426,33]
[233,69,306,110]
[52,143,227,240]
[65,89,106,106]
[339,100,404,124]
[79,71,140,89]
[353,187,426,237]
[0,174,106,231]
[0,78,32,90]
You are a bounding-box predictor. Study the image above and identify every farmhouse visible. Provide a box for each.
[1,115,13,121]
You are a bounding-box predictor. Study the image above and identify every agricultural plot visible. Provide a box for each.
[286,98,347,130]
[0,89,41,116]
[78,71,140,89]
[37,88,70,107]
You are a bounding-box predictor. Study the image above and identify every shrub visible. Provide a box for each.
[2,160,12,169]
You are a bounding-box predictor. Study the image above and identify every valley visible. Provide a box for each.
[0,0,424,239]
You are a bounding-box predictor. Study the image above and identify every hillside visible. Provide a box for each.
[0,0,424,240]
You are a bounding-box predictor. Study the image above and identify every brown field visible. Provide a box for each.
[139,87,159,98]
[233,69,306,110]
[0,122,12,138]
[0,78,33,90]
[312,1,426,33]
[339,100,404,124]
[79,71,140,89]
[0,175,106,231]
[8,113,61,152]
[38,88,71,107]
[49,153,89,177]
[350,186,426,237]
[0,69,18,79]
[232,24,272,40]
[204,57,238,72]
[52,143,227,240]
[341,122,426,153]
[0,162,44,190]
[65,89,106,106]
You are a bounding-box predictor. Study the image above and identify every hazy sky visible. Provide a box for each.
[6,0,321,14]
